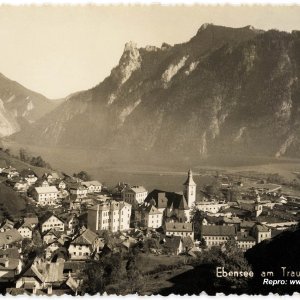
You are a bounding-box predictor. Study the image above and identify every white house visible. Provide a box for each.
[57,180,66,190]
[82,181,102,194]
[16,223,33,239]
[122,186,148,205]
[87,200,132,233]
[135,203,163,229]
[68,229,100,260]
[164,222,194,240]
[33,186,58,206]
[40,214,65,233]
[1,167,19,179]
[20,169,38,186]
[69,184,88,198]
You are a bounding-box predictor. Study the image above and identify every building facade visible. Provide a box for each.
[87,200,132,233]
[122,186,148,205]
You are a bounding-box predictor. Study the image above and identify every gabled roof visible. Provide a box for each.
[23,216,39,227]
[39,213,64,225]
[139,203,162,215]
[71,229,98,246]
[124,185,147,194]
[2,167,18,174]
[202,225,236,236]
[19,169,37,178]
[254,224,270,232]
[0,248,20,259]
[34,186,58,194]
[236,232,256,242]
[0,229,23,247]
[145,189,189,210]
[82,180,102,187]
[165,222,193,232]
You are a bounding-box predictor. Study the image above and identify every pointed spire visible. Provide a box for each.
[183,169,196,186]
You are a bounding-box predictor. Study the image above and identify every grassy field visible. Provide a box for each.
[136,254,187,274]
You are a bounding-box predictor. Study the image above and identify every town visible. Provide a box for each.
[0,152,299,295]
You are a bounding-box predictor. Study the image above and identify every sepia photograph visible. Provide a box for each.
[0,3,299,295]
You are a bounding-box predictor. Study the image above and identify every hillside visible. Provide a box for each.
[0,73,62,137]
[10,24,300,164]
[0,148,56,219]
[245,225,300,294]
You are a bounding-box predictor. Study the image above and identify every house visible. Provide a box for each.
[69,195,82,211]
[57,180,66,190]
[23,216,39,229]
[122,186,148,205]
[0,248,22,283]
[201,225,237,248]
[35,179,50,188]
[0,229,23,249]
[69,184,88,198]
[0,220,15,232]
[40,214,65,233]
[44,240,64,260]
[33,186,59,206]
[65,214,79,235]
[15,260,65,295]
[42,229,63,245]
[236,232,256,251]
[251,224,272,243]
[163,236,183,255]
[135,203,163,229]
[144,190,190,223]
[12,179,29,192]
[81,181,102,194]
[15,222,33,239]
[196,201,229,214]
[164,222,194,240]
[43,172,61,184]
[68,229,100,260]
[1,167,19,179]
[20,169,38,185]
[87,200,132,233]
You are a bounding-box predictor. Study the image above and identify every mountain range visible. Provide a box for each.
[4,24,300,164]
[0,73,62,137]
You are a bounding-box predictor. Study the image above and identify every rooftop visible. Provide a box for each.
[165,222,193,232]
[202,225,236,236]
[34,186,58,194]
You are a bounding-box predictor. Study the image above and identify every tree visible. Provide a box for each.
[73,171,91,181]
[19,148,30,162]
[190,206,205,240]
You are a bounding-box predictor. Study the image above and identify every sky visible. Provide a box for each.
[0,5,300,99]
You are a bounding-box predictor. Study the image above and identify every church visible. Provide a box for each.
[144,169,196,223]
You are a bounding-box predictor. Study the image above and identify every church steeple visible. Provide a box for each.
[183,169,196,208]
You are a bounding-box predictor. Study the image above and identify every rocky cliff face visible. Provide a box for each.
[11,24,300,163]
[0,73,62,137]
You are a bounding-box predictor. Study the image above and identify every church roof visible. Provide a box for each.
[145,190,190,210]
[183,169,196,186]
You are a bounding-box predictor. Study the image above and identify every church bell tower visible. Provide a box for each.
[183,169,196,208]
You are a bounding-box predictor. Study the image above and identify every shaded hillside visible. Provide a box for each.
[245,226,300,294]
[0,149,52,178]
[0,183,26,220]
[11,24,300,163]
[0,73,62,137]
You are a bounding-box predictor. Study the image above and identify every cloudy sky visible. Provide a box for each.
[0,5,300,98]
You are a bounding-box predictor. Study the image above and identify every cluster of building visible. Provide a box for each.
[0,162,300,295]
